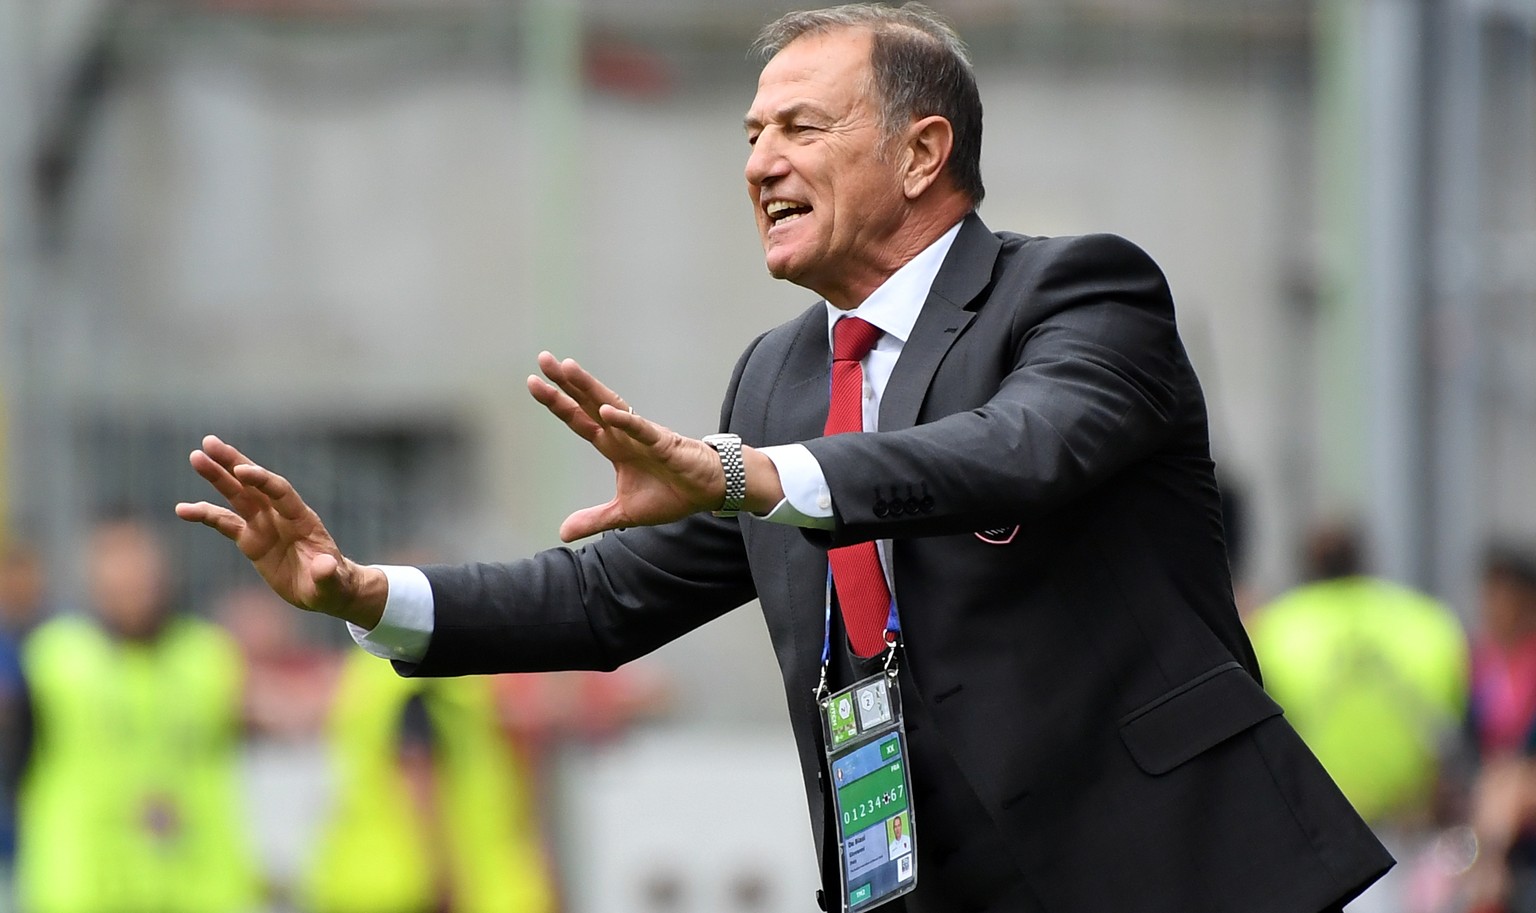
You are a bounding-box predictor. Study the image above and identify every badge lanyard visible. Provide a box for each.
[817,568,902,702]
[818,569,918,912]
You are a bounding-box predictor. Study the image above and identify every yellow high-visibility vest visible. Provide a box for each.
[300,652,554,913]
[17,615,258,913]
[1249,576,1468,823]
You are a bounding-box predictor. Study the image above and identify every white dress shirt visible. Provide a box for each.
[352,221,963,662]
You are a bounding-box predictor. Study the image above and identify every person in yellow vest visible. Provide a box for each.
[301,648,555,913]
[15,514,258,913]
[1249,523,1469,913]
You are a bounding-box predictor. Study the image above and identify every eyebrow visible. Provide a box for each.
[743,102,824,132]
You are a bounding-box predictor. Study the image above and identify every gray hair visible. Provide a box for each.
[753,3,985,205]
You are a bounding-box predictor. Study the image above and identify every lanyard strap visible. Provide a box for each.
[818,566,901,700]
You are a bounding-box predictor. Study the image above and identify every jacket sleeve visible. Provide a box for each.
[802,233,1190,545]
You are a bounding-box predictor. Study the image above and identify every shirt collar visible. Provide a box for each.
[824,220,964,346]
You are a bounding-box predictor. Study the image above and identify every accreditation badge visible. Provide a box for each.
[821,668,917,911]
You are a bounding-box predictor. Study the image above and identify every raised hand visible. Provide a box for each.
[528,352,747,542]
[175,435,387,628]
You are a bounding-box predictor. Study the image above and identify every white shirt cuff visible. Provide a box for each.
[757,444,835,530]
[347,565,434,663]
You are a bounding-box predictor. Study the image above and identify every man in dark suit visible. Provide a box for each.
[178,4,1391,911]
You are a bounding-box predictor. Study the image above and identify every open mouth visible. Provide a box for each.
[765,199,812,227]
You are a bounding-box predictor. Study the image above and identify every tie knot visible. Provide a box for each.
[833,316,882,362]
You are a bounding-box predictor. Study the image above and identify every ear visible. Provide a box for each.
[900,115,954,200]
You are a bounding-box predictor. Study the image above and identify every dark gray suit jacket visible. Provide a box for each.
[405,214,1391,912]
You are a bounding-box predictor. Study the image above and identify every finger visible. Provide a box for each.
[528,374,602,442]
[558,357,630,412]
[174,501,248,541]
[541,353,632,424]
[190,436,280,516]
[230,462,314,523]
[199,434,262,475]
[597,404,667,448]
[539,353,606,422]
[189,448,260,504]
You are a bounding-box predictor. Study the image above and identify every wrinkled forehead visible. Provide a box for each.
[748,28,876,117]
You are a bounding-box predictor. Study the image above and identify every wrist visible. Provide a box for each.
[336,563,389,630]
[702,433,748,516]
[741,446,785,515]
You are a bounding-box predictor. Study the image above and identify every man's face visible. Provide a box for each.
[892,816,903,838]
[0,547,43,627]
[744,28,910,306]
[1482,573,1536,644]
[88,521,169,639]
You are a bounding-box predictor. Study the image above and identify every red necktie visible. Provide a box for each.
[826,316,892,657]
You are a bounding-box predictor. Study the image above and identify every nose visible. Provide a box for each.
[745,129,787,188]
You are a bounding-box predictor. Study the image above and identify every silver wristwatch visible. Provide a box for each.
[702,433,747,517]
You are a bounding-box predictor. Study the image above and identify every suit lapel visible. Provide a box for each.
[768,305,833,444]
[879,213,1000,432]
[759,305,833,701]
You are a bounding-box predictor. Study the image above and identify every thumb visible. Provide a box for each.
[559,501,625,543]
[308,553,350,607]
[312,552,340,582]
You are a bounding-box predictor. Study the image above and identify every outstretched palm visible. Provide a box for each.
[176,435,373,620]
[527,352,726,542]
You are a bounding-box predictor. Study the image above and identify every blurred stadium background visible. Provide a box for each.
[1,1,1534,911]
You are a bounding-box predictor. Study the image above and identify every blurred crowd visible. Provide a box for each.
[0,509,1534,913]
[1241,522,1536,913]
[0,513,668,913]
